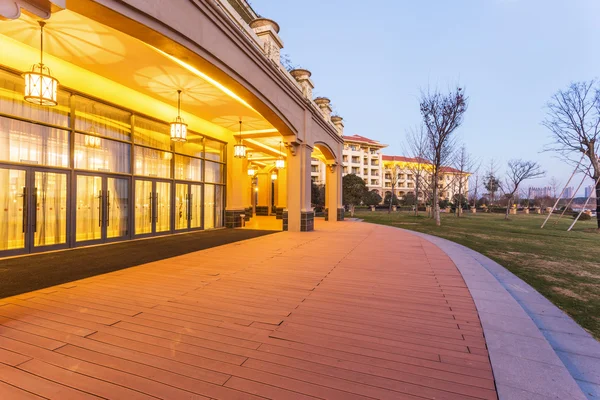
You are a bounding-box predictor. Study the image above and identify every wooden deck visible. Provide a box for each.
[0,221,497,399]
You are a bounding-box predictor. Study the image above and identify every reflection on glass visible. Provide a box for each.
[34,171,67,247]
[175,183,188,231]
[134,117,171,150]
[204,139,224,161]
[156,182,171,233]
[0,116,69,167]
[0,69,70,127]
[205,161,223,183]
[0,168,26,251]
[76,175,102,242]
[215,185,223,228]
[107,178,129,239]
[191,184,202,229]
[74,134,130,173]
[204,184,215,229]
[134,147,171,178]
[173,133,203,158]
[135,180,152,235]
[174,155,202,181]
[74,95,131,141]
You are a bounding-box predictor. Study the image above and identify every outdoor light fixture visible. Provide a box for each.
[170,90,187,142]
[23,21,59,107]
[233,119,247,158]
[84,135,101,148]
[275,140,285,169]
[247,166,256,176]
[271,171,278,180]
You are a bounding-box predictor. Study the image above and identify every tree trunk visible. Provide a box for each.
[505,196,511,220]
[350,204,355,217]
[433,180,441,226]
[596,181,600,229]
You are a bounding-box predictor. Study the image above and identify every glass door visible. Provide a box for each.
[174,183,203,231]
[0,165,68,257]
[75,174,129,246]
[134,179,171,236]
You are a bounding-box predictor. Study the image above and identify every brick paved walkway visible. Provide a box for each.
[0,221,497,399]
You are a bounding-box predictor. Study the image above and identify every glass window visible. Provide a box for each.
[74,96,131,141]
[205,161,223,183]
[174,154,202,181]
[134,146,172,178]
[0,116,69,167]
[0,69,70,127]
[173,132,203,158]
[74,133,130,173]
[204,184,215,229]
[134,117,171,150]
[204,139,224,162]
[215,185,223,228]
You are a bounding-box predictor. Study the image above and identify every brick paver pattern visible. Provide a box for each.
[0,222,497,399]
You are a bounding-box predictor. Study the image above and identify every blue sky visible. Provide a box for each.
[250,0,600,194]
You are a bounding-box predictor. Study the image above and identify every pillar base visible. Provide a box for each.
[255,206,269,216]
[225,209,245,228]
[244,207,253,221]
[275,207,284,220]
[301,211,315,231]
[337,208,345,221]
[282,210,288,231]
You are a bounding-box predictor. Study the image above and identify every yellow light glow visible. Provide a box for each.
[275,159,285,169]
[154,47,256,112]
[271,172,277,180]
[247,167,256,176]
[84,135,102,148]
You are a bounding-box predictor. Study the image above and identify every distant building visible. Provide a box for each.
[529,186,553,199]
[563,186,574,199]
[584,185,597,199]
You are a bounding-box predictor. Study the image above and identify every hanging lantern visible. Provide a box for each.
[275,140,285,169]
[247,166,256,176]
[271,171,278,180]
[23,21,59,107]
[170,90,187,142]
[84,135,102,148]
[234,119,247,158]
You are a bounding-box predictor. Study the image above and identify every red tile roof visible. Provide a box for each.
[342,135,386,146]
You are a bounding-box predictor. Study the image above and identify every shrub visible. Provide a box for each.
[573,212,592,221]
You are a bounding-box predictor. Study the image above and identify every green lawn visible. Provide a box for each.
[355,210,600,339]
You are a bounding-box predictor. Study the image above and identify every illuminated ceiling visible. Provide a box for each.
[0,9,287,162]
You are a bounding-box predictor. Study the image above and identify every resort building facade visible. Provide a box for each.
[312,134,469,203]
[0,0,344,258]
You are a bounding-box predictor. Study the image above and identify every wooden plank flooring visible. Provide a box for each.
[0,221,497,399]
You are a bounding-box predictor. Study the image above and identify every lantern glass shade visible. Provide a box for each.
[84,135,101,148]
[170,116,187,142]
[271,172,277,180]
[275,158,285,169]
[247,167,256,176]
[234,142,247,158]
[23,64,59,106]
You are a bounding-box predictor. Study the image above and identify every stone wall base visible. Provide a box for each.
[255,206,269,216]
[301,211,315,232]
[275,207,284,220]
[225,209,245,228]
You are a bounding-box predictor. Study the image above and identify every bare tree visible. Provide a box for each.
[469,170,481,207]
[548,176,561,200]
[452,145,476,217]
[543,80,600,228]
[405,126,431,216]
[419,86,468,226]
[502,160,545,220]
[484,159,501,206]
[383,163,401,213]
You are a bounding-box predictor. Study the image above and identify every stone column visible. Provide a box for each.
[325,163,343,221]
[286,143,313,231]
[331,116,344,137]
[290,69,314,100]
[275,166,287,219]
[225,146,250,228]
[314,97,332,122]
[250,18,283,66]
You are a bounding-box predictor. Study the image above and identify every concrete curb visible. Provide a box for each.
[405,230,595,400]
